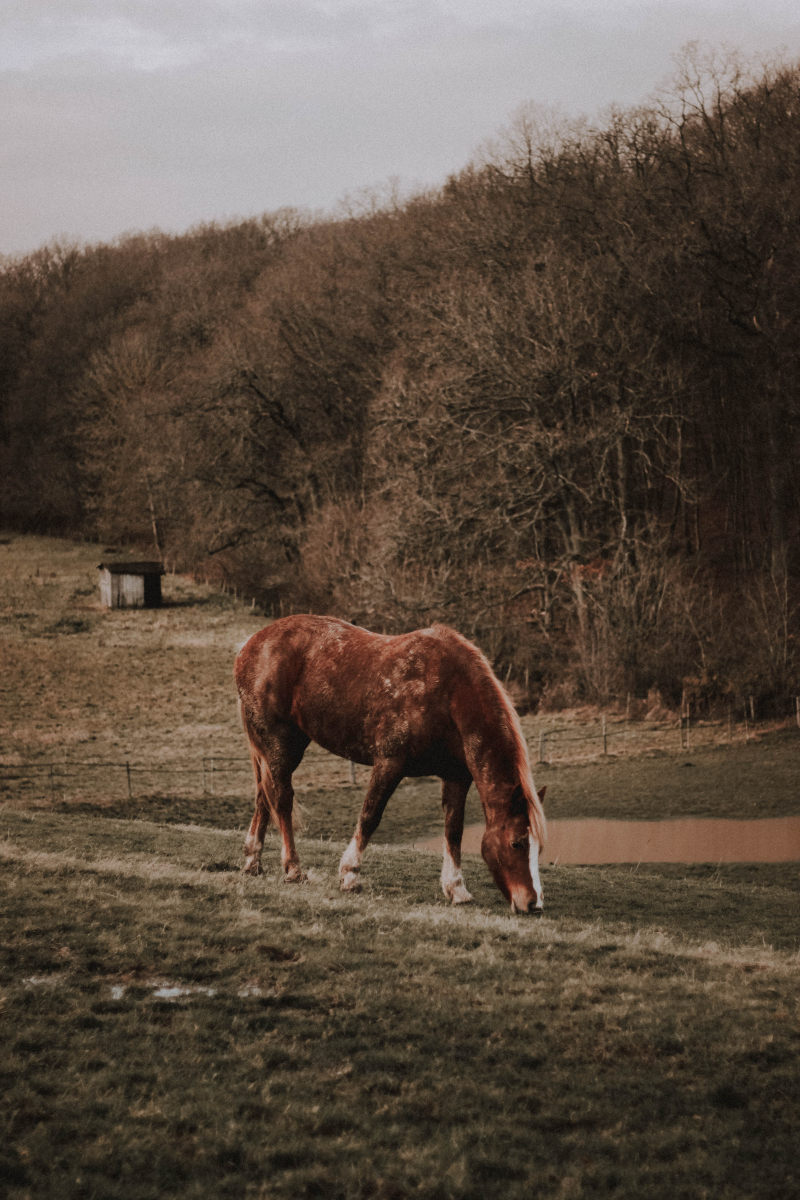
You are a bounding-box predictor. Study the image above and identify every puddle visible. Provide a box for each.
[416,816,800,865]
[23,978,272,1002]
[151,984,218,1001]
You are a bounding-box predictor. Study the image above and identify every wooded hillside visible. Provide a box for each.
[2,50,799,709]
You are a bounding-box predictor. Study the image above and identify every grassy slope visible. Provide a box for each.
[2,815,799,1200]
[3,534,798,835]
[2,535,799,1199]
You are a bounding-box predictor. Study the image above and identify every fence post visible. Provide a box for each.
[125,761,132,799]
[625,693,631,753]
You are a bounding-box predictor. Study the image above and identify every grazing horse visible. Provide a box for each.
[234,615,546,913]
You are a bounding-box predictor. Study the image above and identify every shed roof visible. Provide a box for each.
[98,561,165,575]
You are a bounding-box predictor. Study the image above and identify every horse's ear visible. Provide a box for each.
[538,785,547,806]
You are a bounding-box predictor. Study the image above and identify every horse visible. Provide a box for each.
[234,614,546,913]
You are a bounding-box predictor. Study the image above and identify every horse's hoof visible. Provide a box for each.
[283,867,307,884]
[340,871,362,893]
[443,880,473,905]
[242,861,263,877]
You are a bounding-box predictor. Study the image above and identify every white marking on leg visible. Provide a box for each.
[529,835,544,910]
[441,845,473,905]
[243,834,263,875]
[339,836,362,891]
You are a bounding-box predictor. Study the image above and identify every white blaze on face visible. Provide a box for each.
[529,834,544,910]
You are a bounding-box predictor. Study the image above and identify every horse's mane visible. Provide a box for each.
[432,625,547,845]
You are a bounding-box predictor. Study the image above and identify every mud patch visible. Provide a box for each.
[415,816,800,864]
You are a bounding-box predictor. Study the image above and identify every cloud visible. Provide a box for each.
[2,1,799,255]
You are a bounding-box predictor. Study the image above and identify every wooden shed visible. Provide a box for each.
[98,561,164,609]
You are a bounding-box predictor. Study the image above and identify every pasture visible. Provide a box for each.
[1,536,799,1199]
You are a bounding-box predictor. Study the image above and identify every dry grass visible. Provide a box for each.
[1,534,259,768]
[3,533,796,821]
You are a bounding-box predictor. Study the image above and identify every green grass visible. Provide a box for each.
[2,812,799,1200]
[42,726,800,846]
[536,730,800,820]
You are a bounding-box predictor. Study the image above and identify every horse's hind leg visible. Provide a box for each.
[274,761,306,883]
[339,758,403,892]
[243,722,309,881]
[441,777,473,904]
[243,752,270,876]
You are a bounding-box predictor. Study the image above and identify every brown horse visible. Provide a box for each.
[234,615,546,913]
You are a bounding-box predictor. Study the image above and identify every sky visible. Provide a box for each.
[2,0,800,258]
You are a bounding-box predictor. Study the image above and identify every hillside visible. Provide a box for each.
[2,535,798,843]
[2,49,799,710]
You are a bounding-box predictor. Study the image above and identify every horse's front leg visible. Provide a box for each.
[339,758,403,892]
[441,777,473,904]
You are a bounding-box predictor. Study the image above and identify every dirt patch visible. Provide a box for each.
[416,816,800,864]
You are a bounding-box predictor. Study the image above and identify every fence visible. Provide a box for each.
[0,757,253,805]
[533,703,799,763]
[2,706,797,805]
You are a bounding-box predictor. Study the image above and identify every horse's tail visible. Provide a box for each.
[238,697,278,828]
[237,697,306,833]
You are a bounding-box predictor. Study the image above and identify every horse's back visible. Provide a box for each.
[237,614,455,691]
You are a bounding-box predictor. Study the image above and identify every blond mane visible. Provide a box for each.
[432,625,547,845]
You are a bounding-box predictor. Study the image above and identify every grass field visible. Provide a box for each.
[2,535,799,1198]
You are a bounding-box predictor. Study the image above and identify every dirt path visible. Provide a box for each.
[416,816,800,864]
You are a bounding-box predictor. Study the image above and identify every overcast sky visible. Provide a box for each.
[3,0,799,257]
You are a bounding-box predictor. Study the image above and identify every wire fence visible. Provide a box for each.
[532,703,800,763]
[0,757,253,805]
[2,706,797,805]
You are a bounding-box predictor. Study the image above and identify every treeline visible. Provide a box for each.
[2,48,799,710]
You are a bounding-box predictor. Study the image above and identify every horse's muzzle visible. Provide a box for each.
[510,895,544,916]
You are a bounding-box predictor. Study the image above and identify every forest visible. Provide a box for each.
[2,48,799,712]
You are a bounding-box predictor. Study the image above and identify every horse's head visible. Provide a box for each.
[481,785,546,914]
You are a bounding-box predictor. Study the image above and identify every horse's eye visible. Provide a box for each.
[511,838,527,851]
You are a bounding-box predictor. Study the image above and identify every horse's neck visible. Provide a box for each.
[454,685,522,798]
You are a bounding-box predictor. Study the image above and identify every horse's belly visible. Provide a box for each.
[292,701,461,776]
[405,745,470,781]
[291,705,376,766]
